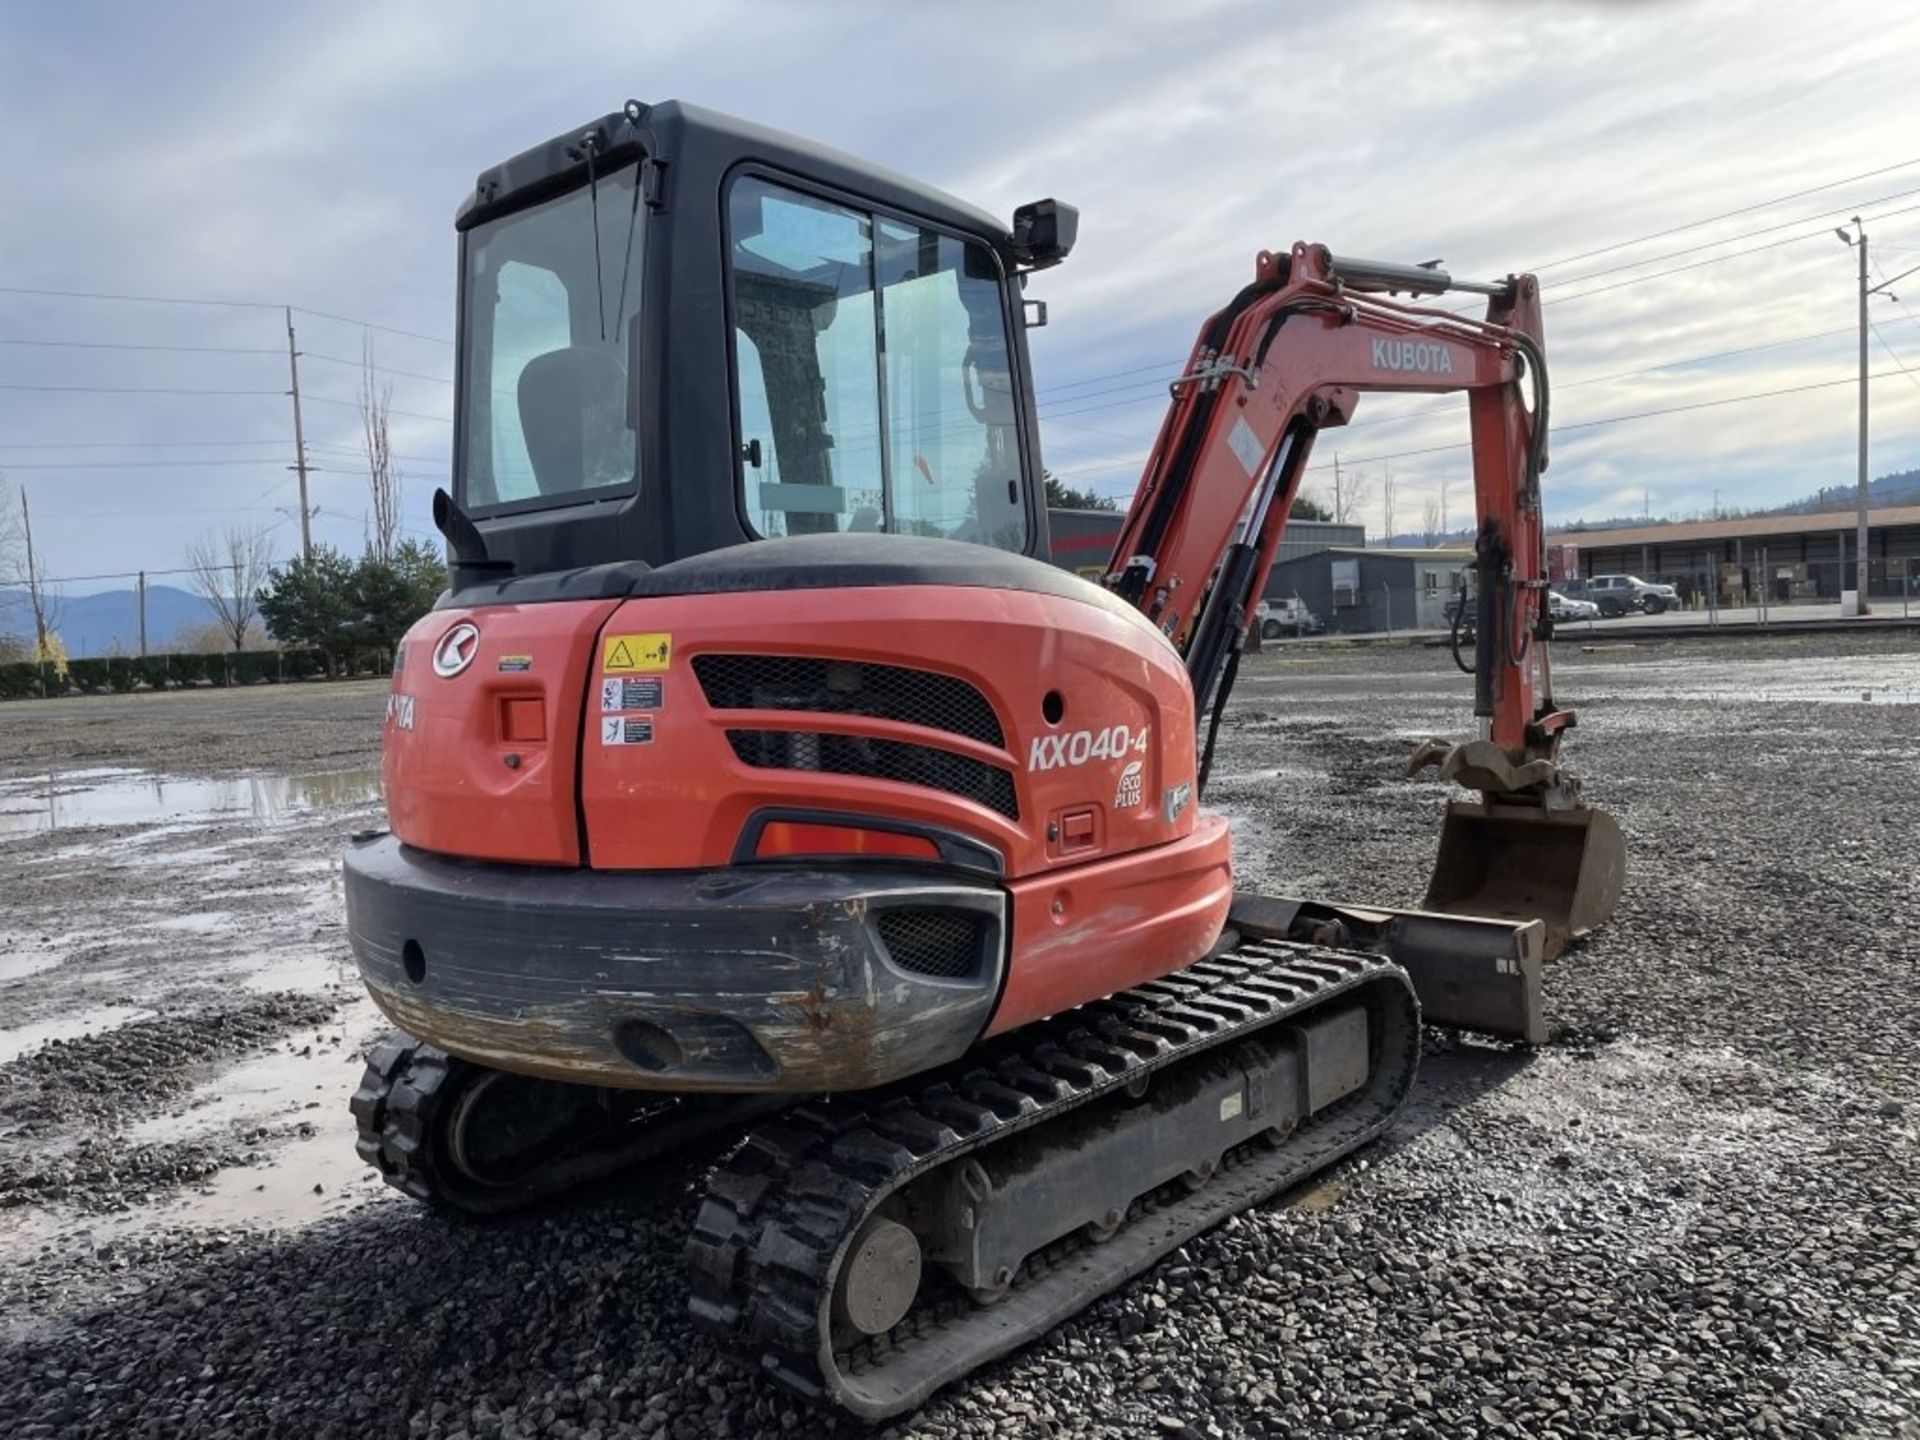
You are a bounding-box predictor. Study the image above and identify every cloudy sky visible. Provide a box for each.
[4,0,1919,593]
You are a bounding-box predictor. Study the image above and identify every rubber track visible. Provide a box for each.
[350,1031,772,1215]
[351,1032,457,1204]
[684,939,1421,1419]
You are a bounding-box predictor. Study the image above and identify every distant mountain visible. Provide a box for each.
[1768,469,1920,516]
[1554,467,1920,536]
[0,584,221,658]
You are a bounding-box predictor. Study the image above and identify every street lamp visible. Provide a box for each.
[1836,219,1917,612]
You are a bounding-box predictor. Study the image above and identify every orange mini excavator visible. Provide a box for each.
[345,100,1623,1417]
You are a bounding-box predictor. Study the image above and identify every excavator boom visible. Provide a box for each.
[1107,242,1621,952]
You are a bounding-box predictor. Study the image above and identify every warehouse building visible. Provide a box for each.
[1264,546,1473,634]
[1557,506,1920,604]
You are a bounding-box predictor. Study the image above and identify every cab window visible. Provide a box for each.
[727,175,1026,550]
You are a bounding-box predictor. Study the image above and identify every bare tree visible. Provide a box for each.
[185,524,275,652]
[1421,497,1442,548]
[0,472,22,639]
[1328,455,1375,528]
[1438,474,1453,540]
[15,484,60,658]
[1379,463,1398,548]
[360,334,401,563]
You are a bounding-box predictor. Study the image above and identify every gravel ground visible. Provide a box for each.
[0,638,1915,1439]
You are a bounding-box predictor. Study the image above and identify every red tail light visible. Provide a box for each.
[753,822,941,861]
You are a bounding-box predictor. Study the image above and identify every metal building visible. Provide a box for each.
[1265,547,1472,634]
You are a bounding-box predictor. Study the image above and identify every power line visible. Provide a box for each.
[1036,360,1174,398]
[1544,183,1920,292]
[1304,370,1920,473]
[0,335,455,387]
[301,351,454,385]
[1529,154,1920,273]
[1300,311,1920,439]
[298,392,451,425]
[289,307,452,347]
[1044,167,1920,406]
[0,285,452,345]
[0,338,281,356]
[0,284,273,311]
[0,383,285,396]
[1547,202,1920,307]
[1047,368,1920,485]
[1867,320,1920,392]
[308,442,448,465]
[0,458,324,472]
[0,560,289,586]
[0,438,291,450]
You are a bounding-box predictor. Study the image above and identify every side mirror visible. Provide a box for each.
[1011,199,1078,270]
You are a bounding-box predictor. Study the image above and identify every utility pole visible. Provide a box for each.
[285,306,313,560]
[137,570,147,656]
[1834,218,1915,611]
[1850,218,1868,608]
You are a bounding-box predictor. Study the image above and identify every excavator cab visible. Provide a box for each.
[449,99,1063,579]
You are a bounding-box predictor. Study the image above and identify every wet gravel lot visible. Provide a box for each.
[0,638,1915,1439]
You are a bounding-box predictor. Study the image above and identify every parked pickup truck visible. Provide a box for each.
[1561,573,1680,617]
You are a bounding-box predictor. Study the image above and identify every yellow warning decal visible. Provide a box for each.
[602,633,672,673]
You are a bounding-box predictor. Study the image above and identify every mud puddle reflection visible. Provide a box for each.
[0,767,381,838]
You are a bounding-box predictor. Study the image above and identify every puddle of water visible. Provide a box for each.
[180,1143,378,1231]
[146,911,237,935]
[0,768,382,838]
[122,1006,381,1231]
[0,946,67,983]
[0,1005,156,1064]
[130,1038,352,1146]
[238,950,358,995]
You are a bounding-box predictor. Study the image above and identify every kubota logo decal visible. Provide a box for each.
[1028,725,1149,772]
[1370,337,1455,375]
[432,622,480,678]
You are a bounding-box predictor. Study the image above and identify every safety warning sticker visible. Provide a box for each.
[602,633,672,673]
[600,676,663,712]
[600,716,655,746]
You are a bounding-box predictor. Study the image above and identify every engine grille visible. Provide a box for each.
[692,655,1004,748]
[725,730,1019,820]
[877,910,985,980]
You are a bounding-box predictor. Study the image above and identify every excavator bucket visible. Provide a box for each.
[1423,801,1625,959]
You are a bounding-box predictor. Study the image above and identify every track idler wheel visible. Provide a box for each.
[831,1214,924,1342]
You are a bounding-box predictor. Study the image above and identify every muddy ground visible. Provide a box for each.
[0,638,1915,1439]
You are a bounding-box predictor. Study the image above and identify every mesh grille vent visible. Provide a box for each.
[725,730,1019,820]
[877,910,984,980]
[692,655,1004,748]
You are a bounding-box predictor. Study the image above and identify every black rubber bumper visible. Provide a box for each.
[343,833,1007,1093]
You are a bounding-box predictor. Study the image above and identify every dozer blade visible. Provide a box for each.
[1423,800,1625,958]
[1230,892,1548,1044]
